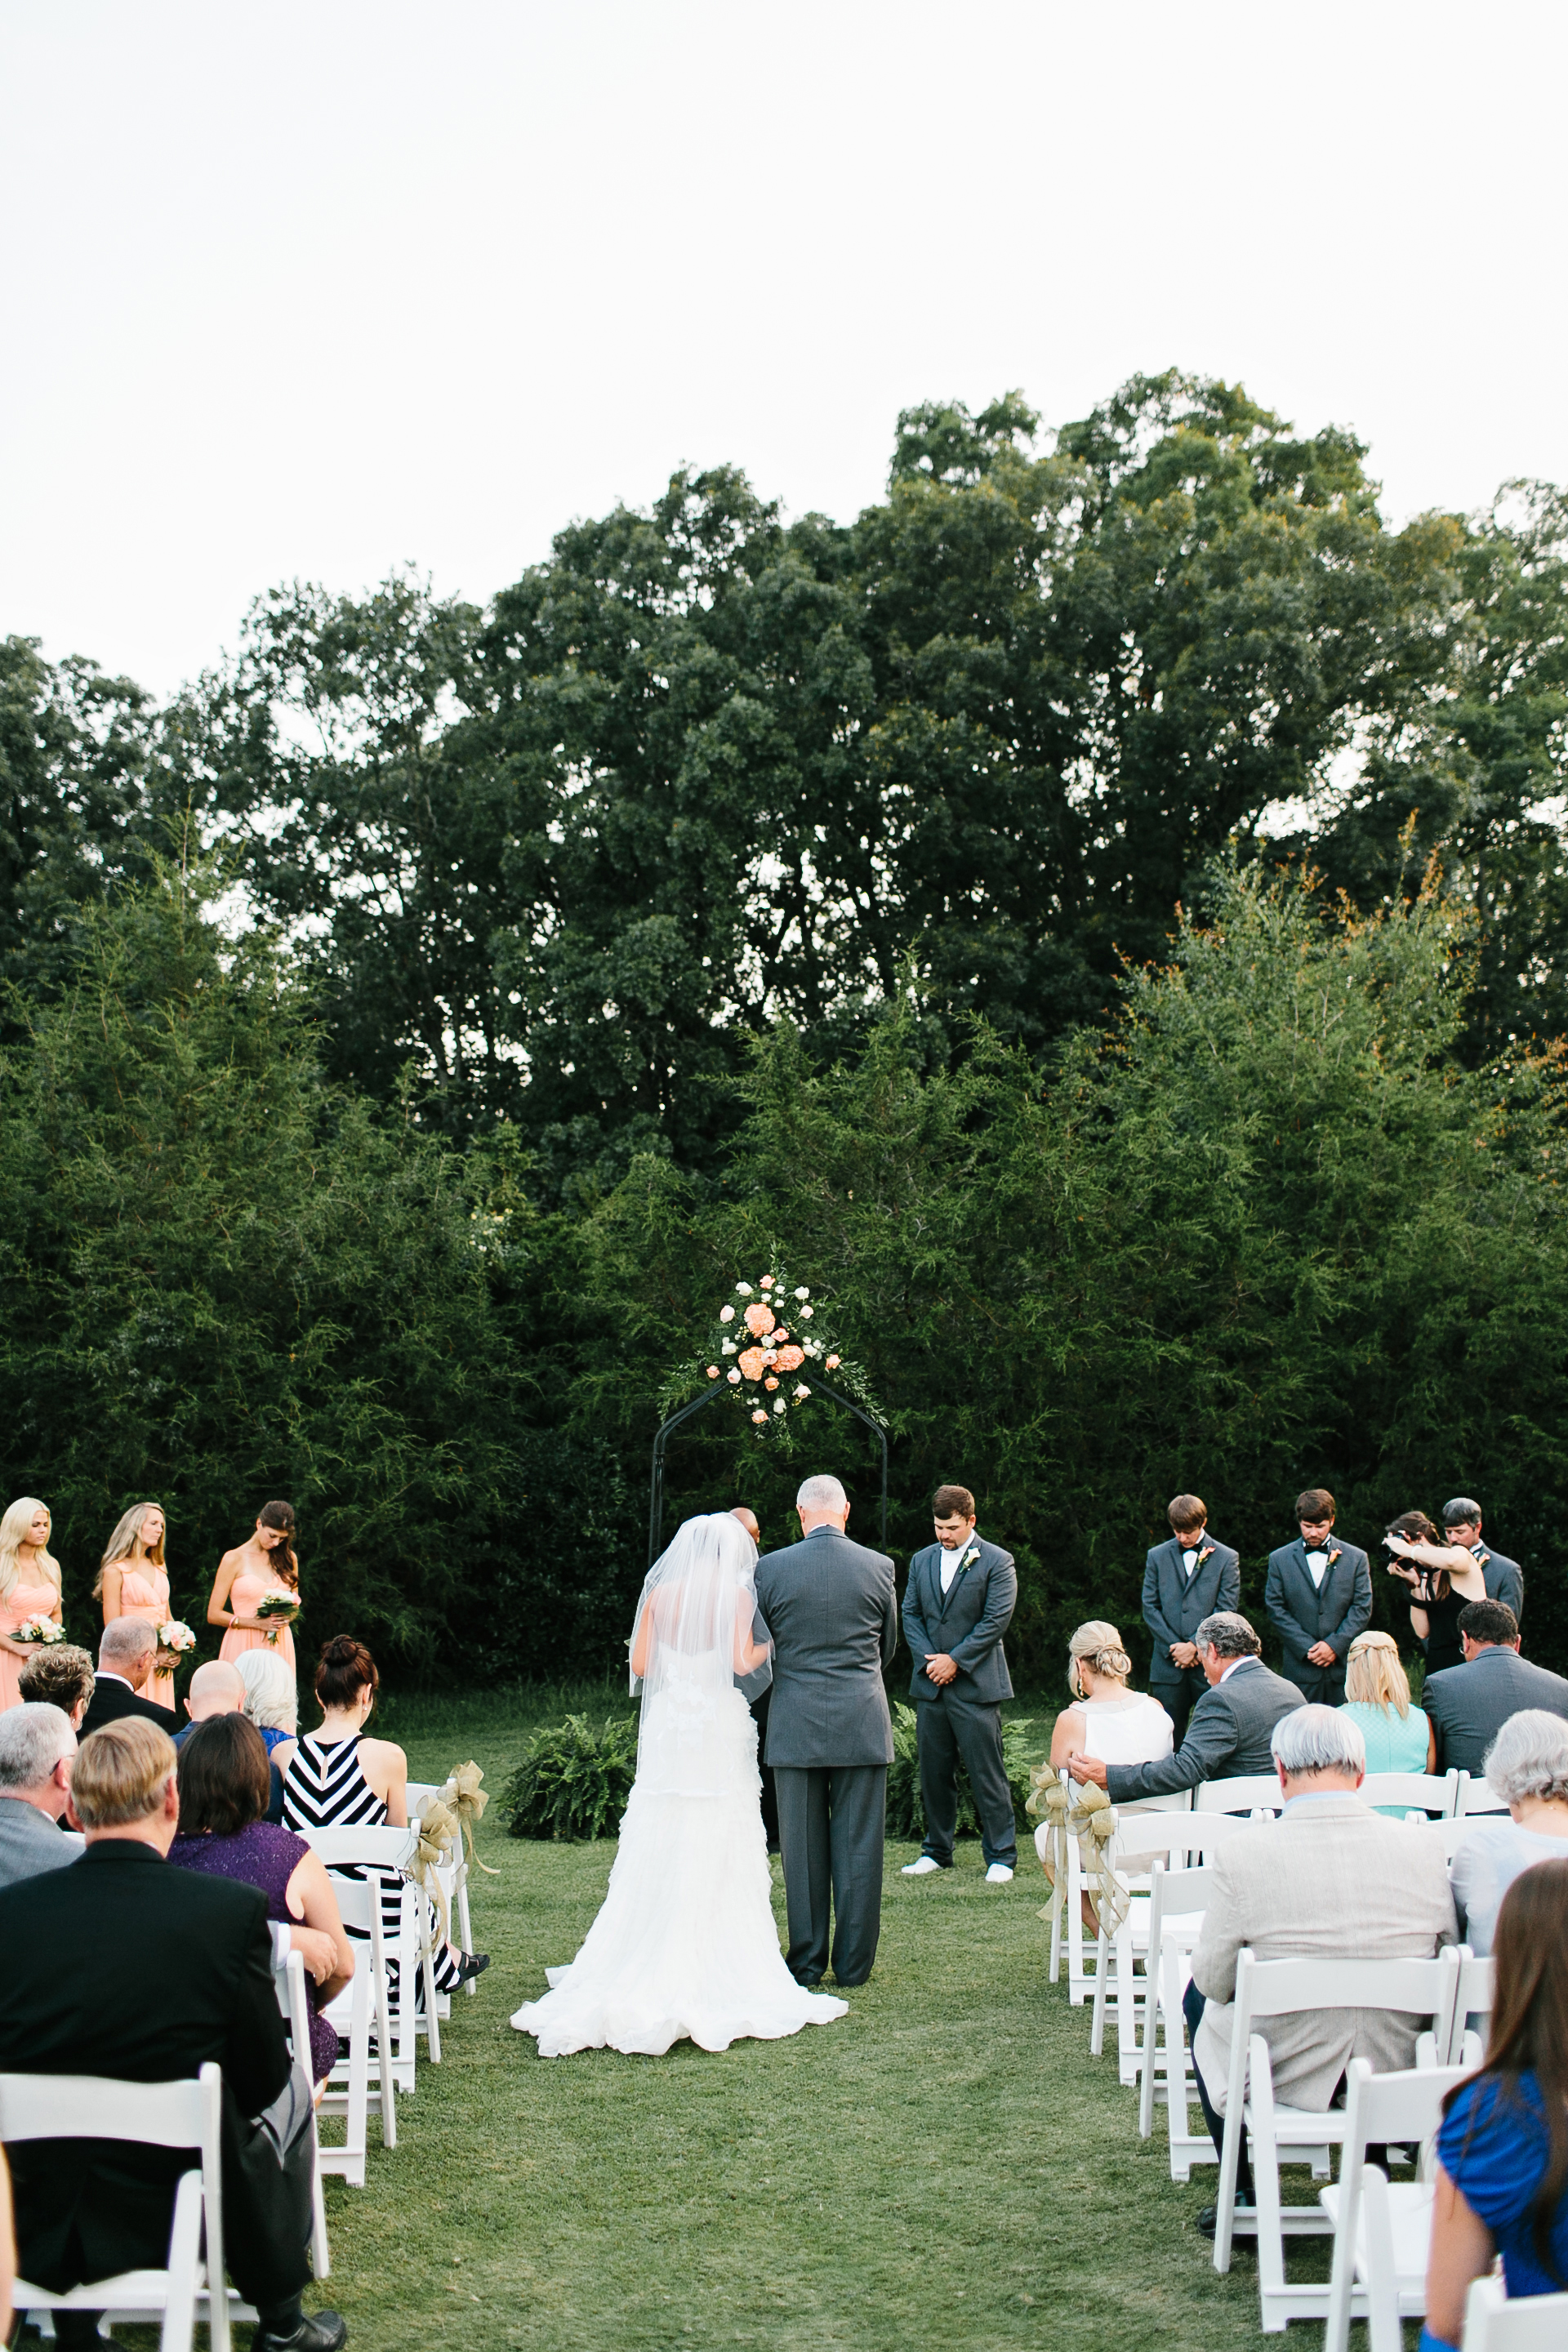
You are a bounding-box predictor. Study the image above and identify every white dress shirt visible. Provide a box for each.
[1303,1548,1329,1589]
[939,1535,976,1595]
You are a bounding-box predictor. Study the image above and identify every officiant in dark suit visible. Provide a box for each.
[1142,1495,1241,1744]
[901,1484,1018,1883]
[1264,1486,1373,1704]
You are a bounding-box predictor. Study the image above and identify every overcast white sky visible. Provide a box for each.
[2,0,1563,700]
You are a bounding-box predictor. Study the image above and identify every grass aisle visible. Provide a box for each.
[320,1696,1281,2352]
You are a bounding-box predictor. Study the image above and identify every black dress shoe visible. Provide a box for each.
[453,1951,490,1984]
[252,2311,348,2352]
[1196,2194,1256,2238]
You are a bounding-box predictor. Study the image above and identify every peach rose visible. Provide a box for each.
[764,1376,779,1392]
[773,1344,804,1372]
[706,1365,719,1379]
[737,1347,767,1381]
[743,1302,776,1338]
[826,1353,840,1370]
[751,1409,768,1425]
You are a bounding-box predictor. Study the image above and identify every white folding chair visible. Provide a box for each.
[302,1823,439,2083]
[1091,1811,1253,2082]
[1445,1949,1494,2065]
[317,1872,398,2162]
[1137,1862,1216,2174]
[1407,1812,1478,1863]
[1193,1774,1284,1817]
[1463,2274,1568,2349]
[274,1952,330,2274]
[1456,1773,1508,1815]
[0,2063,243,2352]
[1044,1771,1192,2004]
[1361,1769,1460,1816]
[1212,1948,1461,2332]
[1320,2056,1470,2352]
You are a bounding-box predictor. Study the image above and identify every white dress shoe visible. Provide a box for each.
[984,1863,1014,1884]
[901,1856,946,1876]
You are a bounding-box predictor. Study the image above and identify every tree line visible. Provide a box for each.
[2,372,1565,1684]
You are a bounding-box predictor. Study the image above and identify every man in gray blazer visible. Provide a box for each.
[1442,1498,1525,1625]
[755,1473,899,1988]
[0,1704,79,1890]
[1068,1613,1303,1804]
[1421,1601,1568,1774]
[1142,1494,1241,1744]
[1264,1487,1374,1704]
[900,1481,1018,1883]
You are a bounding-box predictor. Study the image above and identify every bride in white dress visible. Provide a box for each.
[510,1512,849,2057]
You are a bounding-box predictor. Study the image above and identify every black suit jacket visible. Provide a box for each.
[1142,1535,1241,1684]
[902,1533,1017,1704]
[0,1838,290,2291]
[78,1675,179,1740]
[1264,1538,1374,1671]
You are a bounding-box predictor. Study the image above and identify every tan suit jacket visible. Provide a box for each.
[1192,1794,1456,2114]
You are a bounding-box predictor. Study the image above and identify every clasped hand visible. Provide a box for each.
[923,1653,959,1686]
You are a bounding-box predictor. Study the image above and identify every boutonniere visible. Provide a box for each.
[960,1545,981,1570]
[1198,1544,1214,1565]
[1326,1547,1341,1566]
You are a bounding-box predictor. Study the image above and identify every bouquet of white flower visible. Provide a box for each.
[253,1591,300,1647]
[13,1615,64,1646]
[156,1619,197,1666]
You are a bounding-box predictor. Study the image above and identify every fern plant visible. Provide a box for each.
[499,1711,640,1841]
[886,1702,1043,1843]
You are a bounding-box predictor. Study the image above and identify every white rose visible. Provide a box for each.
[773,1397,786,1414]
[719,1304,734,1322]
[721,1339,737,1355]
[794,1383,810,1399]
[735,1282,753,1295]
[799,1305,813,1320]
[794,1286,809,1300]
[727,1368,742,1384]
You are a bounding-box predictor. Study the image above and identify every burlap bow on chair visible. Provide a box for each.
[1068,1782,1129,1938]
[441,1759,499,1874]
[408,1794,459,1944]
[1027,1767,1072,1929]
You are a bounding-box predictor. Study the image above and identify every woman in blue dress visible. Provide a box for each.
[1423,1857,1568,2348]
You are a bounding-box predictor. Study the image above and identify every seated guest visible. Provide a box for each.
[1339,1629,1437,1805]
[1049,1620,1173,1771]
[170,1713,352,2082]
[179,1658,286,1822]
[0,1717,345,2352]
[1265,1487,1372,1704]
[1067,1612,1303,1804]
[285,1634,487,1990]
[237,1647,300,1773]
[1185,1704,1455,2236]
[1450,1710,1568,1956]
[78,1619,177,1737]
[1421,1601,1568,1775]
[0,1705,78,1886]
[17,1643,94,1729]
[1424,1857,1568,2345]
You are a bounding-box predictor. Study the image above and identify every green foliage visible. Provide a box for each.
[885,1704,1044,1842]
[498,1711,640,1841]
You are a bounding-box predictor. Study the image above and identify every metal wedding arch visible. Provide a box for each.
[647,1380,889,1566]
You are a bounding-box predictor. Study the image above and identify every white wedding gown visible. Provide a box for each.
[510,1655,848,2057]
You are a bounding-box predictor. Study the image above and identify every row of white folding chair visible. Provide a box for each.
[0,2062,247,2352]
[407,1779,479,1997]
[1456,1772,1508,1815]
[1090,1812,1254,2080]
[1213,1948,1463,2331]
[274,1951,331,2273]
[310,1873,399,2178]
[1320,2056,1469,2352]
[1050,1780,1197,2003]
[301,1824,441,2085]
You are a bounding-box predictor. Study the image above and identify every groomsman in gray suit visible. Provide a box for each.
[1441,1497,1525,1625]
[900,1483,1018,1884]
[755,1475,899,1988]
[1142,1494,1241,1744]
[1264,1487,1373,1704]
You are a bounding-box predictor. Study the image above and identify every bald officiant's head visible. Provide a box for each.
[730,1507,760,1544]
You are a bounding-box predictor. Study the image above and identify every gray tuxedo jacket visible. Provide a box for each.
[902,1534,1016,1704]
[755,1526,898,1769]
[1264,1538,1373,1672]
[1421,1644,1568,1775]
[1142,1535,1241,1685]
[0,1797,78,1892]
[1106,1655,1304,1803]
[1468,1544,1525,1624]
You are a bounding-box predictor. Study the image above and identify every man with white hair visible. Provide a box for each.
[754,1474,899,1987]
[78,1617,177,1737]
[0,1704,78,1888]
[1183,1703,1456,2236]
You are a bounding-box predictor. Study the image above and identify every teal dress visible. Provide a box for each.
[1338,1700,1432,1811]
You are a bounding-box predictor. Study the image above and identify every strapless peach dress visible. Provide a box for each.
[220,1569,297,1670]
[1,1578,64,1713]
[114,1562,175,1709]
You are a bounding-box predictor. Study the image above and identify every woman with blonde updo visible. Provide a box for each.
[0,1499,65,1714]
[1338,1628,1437,1806]
[1049,1620,1175,1772]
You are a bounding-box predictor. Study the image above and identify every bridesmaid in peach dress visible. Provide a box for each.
[0,1498,66,1714]
[207,1501,300,1672]
[99,1502,176,1711]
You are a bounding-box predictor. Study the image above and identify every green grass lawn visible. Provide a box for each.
[292,1686,1325,2352]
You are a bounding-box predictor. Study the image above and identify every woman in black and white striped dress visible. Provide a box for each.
[283,1634,487,1993]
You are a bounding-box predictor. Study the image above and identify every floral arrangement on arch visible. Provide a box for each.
[662,1263,883,1439]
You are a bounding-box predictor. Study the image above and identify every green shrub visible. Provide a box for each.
[499,1712,640,1840]
[886,1703,1044,1842]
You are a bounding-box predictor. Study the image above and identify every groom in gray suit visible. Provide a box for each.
[755,1474,899,1988]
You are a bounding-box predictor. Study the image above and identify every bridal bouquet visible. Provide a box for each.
[12,1614,64,1646]
[662,1261,884,1441]
[156,1618,198,1667]
[254,1592,301,1646]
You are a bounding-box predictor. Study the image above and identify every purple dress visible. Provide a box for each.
[169,1820,339,2080]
